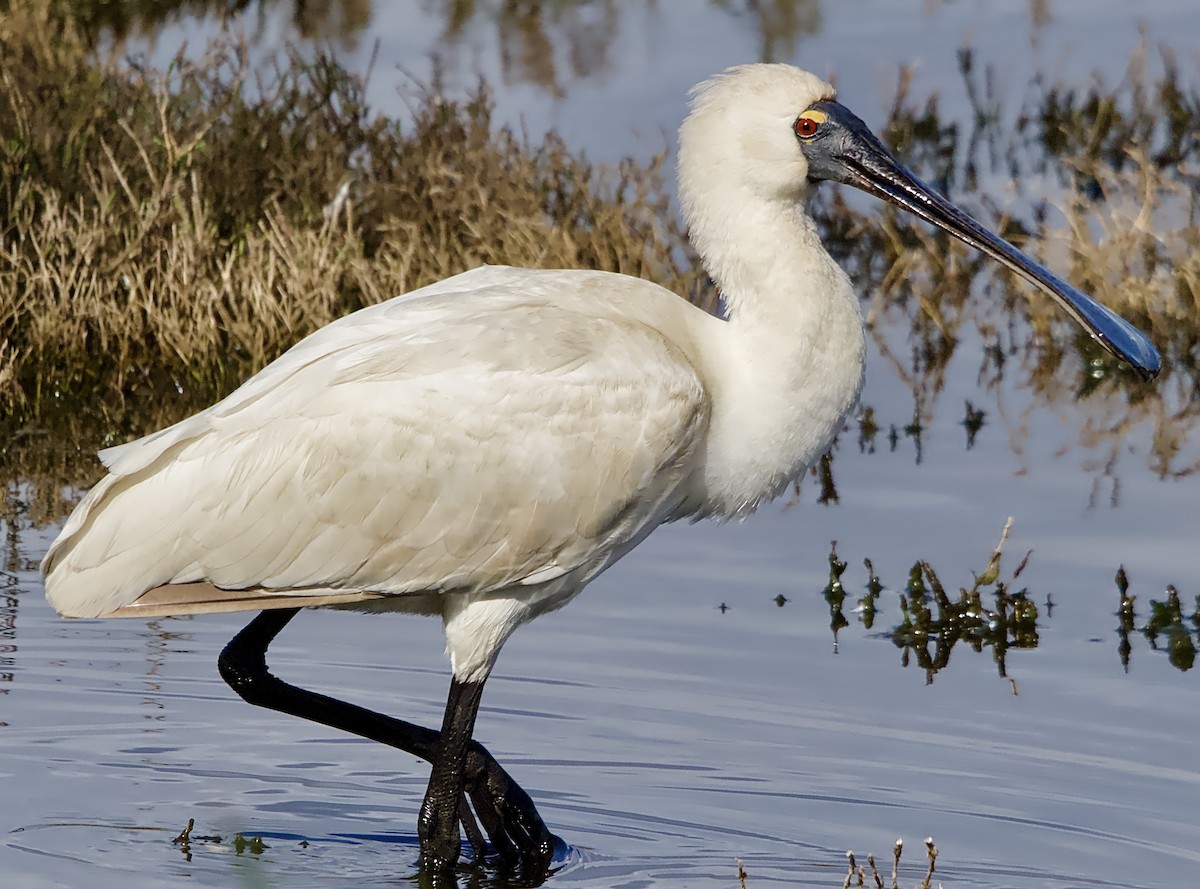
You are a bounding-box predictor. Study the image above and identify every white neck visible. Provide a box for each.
[687,191,866,517]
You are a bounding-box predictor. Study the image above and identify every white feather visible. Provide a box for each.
[43,65,867,683]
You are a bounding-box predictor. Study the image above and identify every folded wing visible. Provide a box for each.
[43,268,709,619]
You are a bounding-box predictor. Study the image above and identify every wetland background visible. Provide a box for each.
[2,1,1200,887]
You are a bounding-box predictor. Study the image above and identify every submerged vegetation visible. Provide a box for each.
[1116,567,1200,673]
[819,520,1041,685]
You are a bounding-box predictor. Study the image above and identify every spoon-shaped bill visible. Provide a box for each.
[804,101,1161,381]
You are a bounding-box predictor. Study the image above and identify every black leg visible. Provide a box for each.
[217,609,558,877]
[419,676,484,871]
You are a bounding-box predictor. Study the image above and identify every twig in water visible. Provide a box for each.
[172,818,194,845]
[919,836,939,889]
[867,852,884,888]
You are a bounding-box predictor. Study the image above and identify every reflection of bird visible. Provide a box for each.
[42,64,1158,877]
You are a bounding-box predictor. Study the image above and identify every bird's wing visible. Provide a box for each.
[43,269,709,618]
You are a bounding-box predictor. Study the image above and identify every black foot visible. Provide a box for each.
[417,746,559,880]
[219,609,560,880]
[416,676,560,877]
[462,739,559,872]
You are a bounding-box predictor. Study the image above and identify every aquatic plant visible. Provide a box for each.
[1115,567,1200,673]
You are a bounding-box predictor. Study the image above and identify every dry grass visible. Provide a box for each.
[820,45,1200,481]
[3,2,1200,515]
[0,1,699,517]
[0,0,693,413]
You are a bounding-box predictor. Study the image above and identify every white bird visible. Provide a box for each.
[41,64,1158,878]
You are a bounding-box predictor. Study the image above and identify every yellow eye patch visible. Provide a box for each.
[793,109,827,138]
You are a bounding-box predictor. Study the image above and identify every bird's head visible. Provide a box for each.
[679,63,834,206]
[677,63,1160,381]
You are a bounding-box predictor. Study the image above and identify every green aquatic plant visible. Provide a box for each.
[892,555,1039,685]
[857,558,883,631]
[822,541,850,644]
[817,535,1200,681]
[1116,568,1200,673]
[821,520,1039,686]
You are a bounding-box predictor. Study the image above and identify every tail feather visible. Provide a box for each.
[101,582,385,617]
[43,468,198,618]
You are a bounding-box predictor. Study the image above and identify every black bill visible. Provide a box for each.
[801,100,1160,381]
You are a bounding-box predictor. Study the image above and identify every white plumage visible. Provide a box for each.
[41,63,1157,873]
[43,67,869,683]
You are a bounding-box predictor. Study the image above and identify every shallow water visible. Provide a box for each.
[6,2,1200,888]
[7,346,1199,889]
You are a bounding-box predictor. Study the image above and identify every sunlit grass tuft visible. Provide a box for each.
[0,0,693,420]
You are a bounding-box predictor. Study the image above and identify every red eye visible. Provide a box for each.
[794,116,820,138]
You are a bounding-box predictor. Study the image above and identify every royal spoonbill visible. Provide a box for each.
[42,63,1159,878]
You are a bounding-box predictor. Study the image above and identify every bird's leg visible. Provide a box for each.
[418,675,484,871]
[217,609,558,875]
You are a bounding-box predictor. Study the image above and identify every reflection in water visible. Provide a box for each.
[73,0,372,44]
[693,1,821,64]
[819,544,885,643]
[821,533,1200,680]
[961,401,986,450]
[856,406,879,455]
[0,485,24,721]
[430,0,622,97]
[80,0,824,93]
[0,584,15,719]
[892,557,1039,686]
[1116,568,1200,673]
[430,0,823,95]
[789,403,931,512]
[824,522,1041,685]
[820,542,850,644]
[137,620,198,728]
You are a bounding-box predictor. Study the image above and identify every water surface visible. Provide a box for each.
[4,2,1200,887]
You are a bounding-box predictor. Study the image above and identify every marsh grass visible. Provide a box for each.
[0,4,692,413]
[0,1,701,515]
[818,44,1200,482]
[4,1,1200,512]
